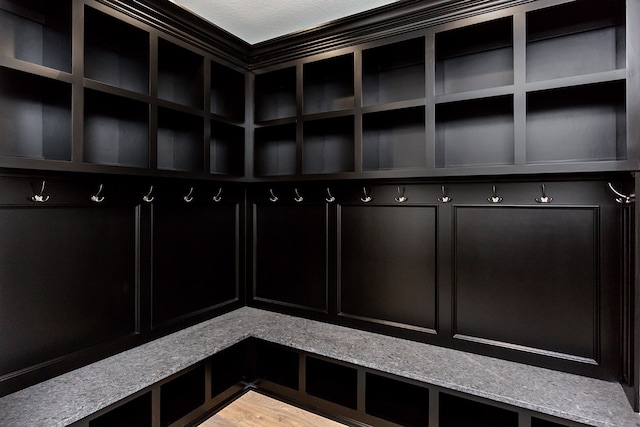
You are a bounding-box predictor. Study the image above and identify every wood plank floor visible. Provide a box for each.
[198,391,348,427]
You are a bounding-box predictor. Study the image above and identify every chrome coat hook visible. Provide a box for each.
[395,186,408,203]
[31,180,50,203]
[183,187,194,203]
[438,185,451,203]
[325,188,335,203]
[535,184,552,203]
[143,186,154,203]
[361,187,372,203]
[294,188,304,203]
[608,182,635,204]
[91,184,105,203]
[212,188,223,203]
[488,185,503,204]
[269,189,278,203]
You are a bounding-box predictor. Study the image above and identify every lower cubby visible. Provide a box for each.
[255,340,299,390]
[89,392,151,427]
[435,95,514,168]
[84,89,149,168]
[157,107,204,173]
[363,106,426,171]
[302,116,354,175]
[305,357,358,410]
[210,341,250,398]
[365,373,429,427]
[0,67,71,161]
[254,123,297,176]
[160,365,205,427]
[439,393,518,427]
[532,418,569,427]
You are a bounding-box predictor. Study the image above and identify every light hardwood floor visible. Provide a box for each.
[199,391,348,427]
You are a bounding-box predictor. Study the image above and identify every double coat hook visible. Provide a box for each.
[213,188,223,203]
[183,187,194,203]
[361,187,372,203]
[488,185,502,203]
[31,180,50,203]
[143,186,154,203]
[91,184,105,203]
[535,184,552,203]
[438,185,451,203]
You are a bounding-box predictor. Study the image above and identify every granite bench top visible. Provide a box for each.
[0,307,638,427]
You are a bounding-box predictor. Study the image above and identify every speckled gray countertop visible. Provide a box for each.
[0,307,638,427]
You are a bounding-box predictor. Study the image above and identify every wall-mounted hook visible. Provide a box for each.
[535,184,552,203]
[488,185,503,203]
[608,182,635,204]
[325,188,335,203]
[438,185,451,203]
[294,188,304,203]
[395,186,408,203]
[143,186,154,203]
[269,189,278,203]
[212,188,223,203]
[183,187,194,203]
[91,184,105,203]
[30,180,50,203]
[361,187,372,203]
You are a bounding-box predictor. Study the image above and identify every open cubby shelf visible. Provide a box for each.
[84,7,149,94]
[254,124,297,176]
[362,37,425,106]
[526,80,626,164]
[436,95,514,168]
[157,107,204,173]
[256,341,299,390]
[302,116,354,175]
[254,67,296,123]
[0,0,72,72]
[435,16,513,96]
[211,120,244,176]
[439,393,518,427]
[84,89,149,168]
[363,106,426,171]
[158,38,204,109]
[0,67,72,161]
[160,365,205,427]
[211,61,245,122]
[365,373,429,427]
[303,53,354,115]
[526,0,625,83]
[305,357,358,410]
[89,393,151,427]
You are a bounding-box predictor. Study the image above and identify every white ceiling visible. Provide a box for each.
[169,0,401,45]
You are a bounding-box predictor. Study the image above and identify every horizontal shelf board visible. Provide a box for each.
[435,85,514,104]
[524,69,627,93]
[83,79,152,104]
[156,99,206,117]
[0,58,73,83]
[362,98,426,114]
[254,117,297,127]
[302,109,355,122]
[210,112,245,126]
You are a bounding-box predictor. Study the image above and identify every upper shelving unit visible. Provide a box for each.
[303,53,354,116]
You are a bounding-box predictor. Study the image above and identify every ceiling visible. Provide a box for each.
[169,0,402,45]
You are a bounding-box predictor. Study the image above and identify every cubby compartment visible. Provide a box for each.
[531,418,568,427]
[256,341,299,390]
[158,38,204,108]
[211,61,245,122]
[439,393,518,427]
[157,107,204,172]
[211,342,248,398]
[303,54,354,115]
[254,124,297,176]
[436,95,514,168]
[363,106,426,171]
[526,0,625,83]
[302,116,354,174]
[89,393,152,427]
[160,365,205,427]
[435,17,513,95]
[254,67,296,123]
[84,7,149,94]
[0,0,71,72]
[0,67,71,160]
[84,90,149,168]
[365,373,429,427]
[526,81,626,164]
[362,37,425,106]
[211,120,244,176]
[305,357,357,410]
